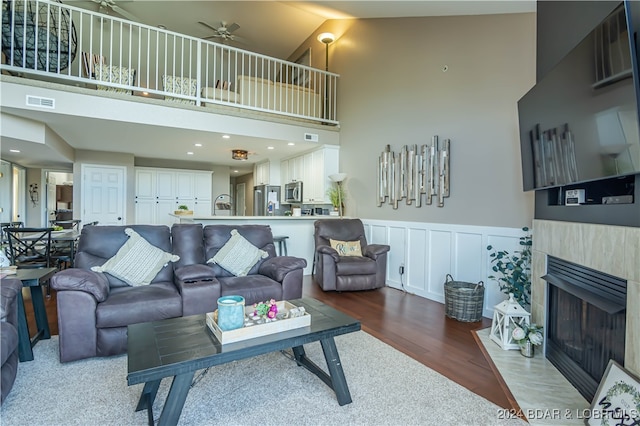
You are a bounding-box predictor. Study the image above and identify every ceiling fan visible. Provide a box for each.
[90,0,141,23]
[198,21,241,42]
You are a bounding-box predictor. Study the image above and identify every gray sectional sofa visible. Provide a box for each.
[50,223,306,362]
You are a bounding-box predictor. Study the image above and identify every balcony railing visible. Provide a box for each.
[0,0,338,124]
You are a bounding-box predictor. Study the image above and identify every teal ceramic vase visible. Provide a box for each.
[217,295,245,331]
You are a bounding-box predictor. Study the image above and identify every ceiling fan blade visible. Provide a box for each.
[198,21,219,32]
[110,4,141,22]
[226,22,240,33]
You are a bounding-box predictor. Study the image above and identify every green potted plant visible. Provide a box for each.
[175,204,193,215]
[487,227,532,308]
[326,184,345,214]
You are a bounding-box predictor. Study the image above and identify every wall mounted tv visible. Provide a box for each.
[519,2,640,191]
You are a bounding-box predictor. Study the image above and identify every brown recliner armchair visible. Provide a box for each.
[1,277,22,404]
[313,219,390,291]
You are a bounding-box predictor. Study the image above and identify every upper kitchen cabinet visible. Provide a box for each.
[254,160,281,186]
[304,145,339,203]
[280,145,339,204]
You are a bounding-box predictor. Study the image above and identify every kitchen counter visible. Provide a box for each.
[169,214,338,221]
[169,214,342,273]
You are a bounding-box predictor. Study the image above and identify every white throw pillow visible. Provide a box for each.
[329,239,363,257]
[207,229,268,277]
[91,228,179,286]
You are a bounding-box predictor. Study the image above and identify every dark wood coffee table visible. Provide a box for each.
[127,298,361,426]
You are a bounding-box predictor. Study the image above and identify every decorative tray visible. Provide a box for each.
[206,300,310,344]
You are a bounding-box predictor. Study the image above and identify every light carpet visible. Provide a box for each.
[1,332,525,426]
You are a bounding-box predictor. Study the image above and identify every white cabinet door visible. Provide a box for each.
[175,172,195,200]
[193,200,212,216]
[193,173,212,201]
[134,199,155,224]
[302,152,314,202]
[156,199,177,227]
[280,159,289,184]
[155,171,175,199]
[135,168,213,223]
[311,148,326,202]
[268,160,281,185]
[289,156,303,182]
[135,169,155,199]
[254,161,269,185]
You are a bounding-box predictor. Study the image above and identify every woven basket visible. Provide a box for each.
[444,274,484,322]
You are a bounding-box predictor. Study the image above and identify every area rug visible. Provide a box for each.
[1,332,525,426]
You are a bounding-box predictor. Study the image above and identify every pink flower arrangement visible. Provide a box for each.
[253,299,278,319]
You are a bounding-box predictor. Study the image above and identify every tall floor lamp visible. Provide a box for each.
[317,32,335,121]
[329,173,347,218]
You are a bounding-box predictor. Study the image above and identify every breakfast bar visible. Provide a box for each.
[170,215,339,274]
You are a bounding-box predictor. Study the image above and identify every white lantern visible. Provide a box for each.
[490,293,531,350]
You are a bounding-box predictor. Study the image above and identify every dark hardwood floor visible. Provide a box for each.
[300,276,514,410]
[23,276,514,410]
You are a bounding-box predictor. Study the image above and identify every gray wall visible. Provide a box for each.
[297,13,536,228]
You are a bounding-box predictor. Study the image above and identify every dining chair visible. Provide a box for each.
[1,222,23,245]
[3,227,53,269]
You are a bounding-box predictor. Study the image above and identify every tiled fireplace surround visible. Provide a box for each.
[531,219,640,378]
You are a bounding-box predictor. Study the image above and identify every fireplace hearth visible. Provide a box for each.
[543,256,627,402]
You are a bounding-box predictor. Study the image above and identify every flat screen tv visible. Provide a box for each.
[519,2,640,191]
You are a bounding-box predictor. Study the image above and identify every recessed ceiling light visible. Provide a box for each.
[267,146,274,150]
[194,143,202,147]
[222,135,230,139]
[187,152,194,155]
[233,170,239,173]
[287,142,295,146]
[10,149,20,153]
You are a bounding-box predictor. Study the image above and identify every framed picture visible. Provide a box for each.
[586,360,640,425]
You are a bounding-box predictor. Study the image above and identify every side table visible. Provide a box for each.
[14,267,57,362]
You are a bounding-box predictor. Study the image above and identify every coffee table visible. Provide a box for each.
[127,298,361,426]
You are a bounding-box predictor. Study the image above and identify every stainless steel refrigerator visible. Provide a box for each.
[253,185,282,216]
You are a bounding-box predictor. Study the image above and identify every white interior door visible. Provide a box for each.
[236,183,246,216]
[12,166,25,224]
[82,165,126,225]
[46,172,58,224]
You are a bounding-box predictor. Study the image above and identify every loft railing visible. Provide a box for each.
[0,0,339,124]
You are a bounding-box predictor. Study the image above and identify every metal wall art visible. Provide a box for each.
[377,137,450,208]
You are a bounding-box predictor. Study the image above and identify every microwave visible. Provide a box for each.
[284,181,303,203]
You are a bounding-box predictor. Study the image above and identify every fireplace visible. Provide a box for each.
[543,256,627,402]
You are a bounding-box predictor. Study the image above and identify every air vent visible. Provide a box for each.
[304,133,319,142]
[26,95,55,109]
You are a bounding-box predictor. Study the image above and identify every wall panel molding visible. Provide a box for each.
[362,218,526,319]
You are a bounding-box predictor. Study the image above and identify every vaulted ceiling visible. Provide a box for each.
[2,1,535,172]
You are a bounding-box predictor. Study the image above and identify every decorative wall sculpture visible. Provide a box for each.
[377,137,451,208]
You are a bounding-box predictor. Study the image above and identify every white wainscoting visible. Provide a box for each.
[362,219,527,319]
